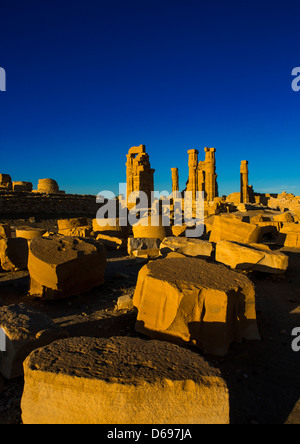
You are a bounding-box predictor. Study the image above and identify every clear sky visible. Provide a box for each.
[0,0,299,196]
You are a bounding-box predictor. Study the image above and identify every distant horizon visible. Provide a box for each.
[1,143,299,198]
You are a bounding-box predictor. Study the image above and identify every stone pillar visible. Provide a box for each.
[171,168,179,193]
[186,150,199,201]
[204,148,218,202]
[197,161,206,194]
[240,160,249,204]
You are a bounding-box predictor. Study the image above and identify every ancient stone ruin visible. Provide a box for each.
[0,143,300,425]
[126,145,155,208]
[186,148,218,202]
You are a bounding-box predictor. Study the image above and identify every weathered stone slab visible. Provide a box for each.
[160,237,213,258]
[209,216,261,244]
[280,223,300,233]
[21,336,230,424]
[257,221,282,236]
[273,212,294,223]
[215,241,288,274]
[28,237,106,300]
[96,234,126,249]
[57,218,88,231]
[0,303,67,379]
[133,256,260,356]
[58,226,92,238]
[278,232,300,248]
[277,223,300,248]
[0,238,28,271]
[15,226,46,241]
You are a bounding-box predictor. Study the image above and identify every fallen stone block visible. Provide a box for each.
[133,256,260,356]
[0,238,28,271]
[257,221,282,236]
[278,232,300,249]
[127,237,161,257]
[273,212,294,223]
[57,218,88,231]
[209,216,261,244]
[280,223,300,234]
[0,303,68,379]
[132,250,159,259]
[28,236,106,300]
[160,237,213,258]
[215,241,288,274]
[277,223,300,248]
[21,336,230,424]
[204,216,215,234]
[96,233,126,249]
[58,226,92,238]
[250,213,272,224]
[15,227,46,241]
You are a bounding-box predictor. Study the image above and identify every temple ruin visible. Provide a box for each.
[185,147,218,202]
[126,145,155,208]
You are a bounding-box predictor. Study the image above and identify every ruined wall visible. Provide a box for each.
[0,191,102,219]
[267,192,300,215]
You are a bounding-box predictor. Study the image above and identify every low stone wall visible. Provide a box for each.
[267,194,300,214]
[0,191,101,219]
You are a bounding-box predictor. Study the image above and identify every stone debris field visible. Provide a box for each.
[0,146,300,424]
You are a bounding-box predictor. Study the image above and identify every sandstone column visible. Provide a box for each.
[186,149,199,201]
[204,148,218,202]
[171,168,179,193]
[197,161,206,194]
[240,160,249,204]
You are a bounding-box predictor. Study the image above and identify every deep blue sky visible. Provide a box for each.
[0,0,299,196]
